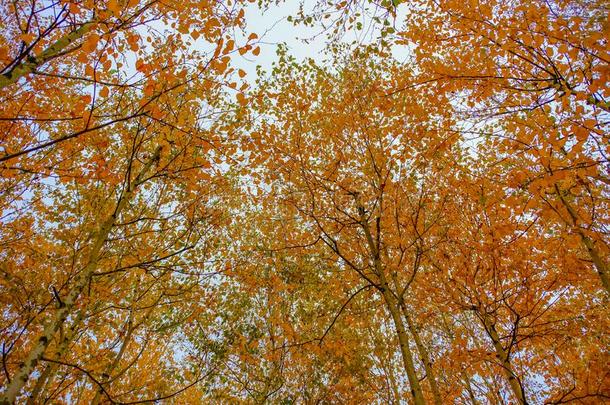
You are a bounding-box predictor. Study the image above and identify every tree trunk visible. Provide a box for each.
[355,201,427,405]
[461,371,480,405]
[0,22,96,90]
[554,185,610,296]
[385,353,402,404]
[479,313,526,405]
[401,304,443,405]
[26,308,88,405]
[368,326,402,404]
[382,291,427,405]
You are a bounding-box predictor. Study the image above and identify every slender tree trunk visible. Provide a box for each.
[25,361,56,405]
[481,373,502,405]
[479,313,526,405]
[26,308,88,405]
[382,291,427,405]
[89,321,134,405]
[385,352,402,404]
[554,185,610,296]
[356,211,426,403]
[349,195,426,405]
[401,304,443,405]
[439,313,482,404]
[0,147,160,404]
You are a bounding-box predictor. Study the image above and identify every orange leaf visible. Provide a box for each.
[236,93,248,106]
[108,0,120,14]
[19,33,36,43]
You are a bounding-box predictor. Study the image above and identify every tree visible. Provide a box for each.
[237,47,467,404]
[321,0,610,296]
[0,0,257,400]
[0,89,233,401]
[1,0,608,403]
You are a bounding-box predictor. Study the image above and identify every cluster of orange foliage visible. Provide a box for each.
[0,0,608,403]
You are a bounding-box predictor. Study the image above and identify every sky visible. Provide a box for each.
[232,0,412,80]
[232,1,328,77]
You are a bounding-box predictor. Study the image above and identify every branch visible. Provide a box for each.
[40,357,115,404]
[318,284,374,345]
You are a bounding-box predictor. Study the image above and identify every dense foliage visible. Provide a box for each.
[0,0,607,403]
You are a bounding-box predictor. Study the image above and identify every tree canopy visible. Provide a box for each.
[0,0,608,403]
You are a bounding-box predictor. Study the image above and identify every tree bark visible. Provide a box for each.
[382,292,427,405]
[0,22,96,90]
[26,308,87,405]
[354,201,427,405]
[554,185,610,296]
[401,304,443,405]
[479,313,526,405]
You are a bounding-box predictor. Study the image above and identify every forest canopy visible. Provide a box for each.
[0,0,608,403]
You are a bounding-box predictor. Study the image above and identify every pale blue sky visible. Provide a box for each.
[231,0,412,81]
[232,1,328,77]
